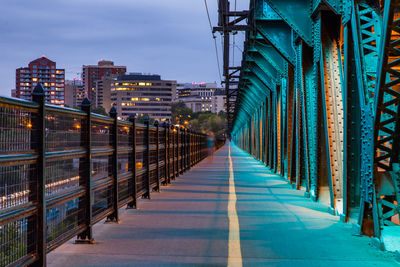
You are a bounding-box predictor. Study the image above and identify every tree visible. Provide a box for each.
[171,101,195,125]
[187,112,227,136]
[136,115,155,125]
[91,106,108,116]
[171,101,227,136]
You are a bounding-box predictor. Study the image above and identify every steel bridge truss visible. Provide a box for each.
[227,0,400,246]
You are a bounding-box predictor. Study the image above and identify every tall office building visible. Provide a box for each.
[94,74,119,111]
[64,79,85,108]
[111,73,176,120]
[82,60,126,106]
[15,56,65,105]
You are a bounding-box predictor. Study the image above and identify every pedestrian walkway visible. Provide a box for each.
[48,143,397,266]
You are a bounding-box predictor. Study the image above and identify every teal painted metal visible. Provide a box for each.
[228,0,400,245]
[264,0,313,46]
[256,20,296,65]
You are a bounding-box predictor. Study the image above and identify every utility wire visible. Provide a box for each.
[204,0,223,82]
[232,0,237,66]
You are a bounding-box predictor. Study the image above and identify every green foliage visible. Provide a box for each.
[47,209,78,244]
[91,106,108,116]
[171,101,195,125]
[189,112,226,136]
[0,222,27,266]
[171,102,227,135]
[136,115,155,124]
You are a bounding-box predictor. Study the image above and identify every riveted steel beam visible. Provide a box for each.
[320,19,345,214]
[263,0,313,46]
[256,20,296,66]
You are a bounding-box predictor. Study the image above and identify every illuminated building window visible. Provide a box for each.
[139,82,146,86]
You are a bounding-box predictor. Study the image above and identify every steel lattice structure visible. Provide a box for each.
[224,0,400,247]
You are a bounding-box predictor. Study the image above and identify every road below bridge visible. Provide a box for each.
[48,143,397,266]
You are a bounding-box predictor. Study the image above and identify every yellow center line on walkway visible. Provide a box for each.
[227,144,243,267]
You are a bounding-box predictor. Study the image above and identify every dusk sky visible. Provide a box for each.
[0,0,248,96]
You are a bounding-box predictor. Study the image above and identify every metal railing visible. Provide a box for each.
[0,85,209,266]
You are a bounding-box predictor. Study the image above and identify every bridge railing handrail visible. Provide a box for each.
[0,91,211,267]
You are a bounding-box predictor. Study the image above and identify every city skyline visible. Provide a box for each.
[0,0,248,97]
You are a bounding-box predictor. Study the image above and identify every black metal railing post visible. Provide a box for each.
[180,127,184,174]
[195,132,197,164]
[188,129,192,168]
[187,129,190,169]
[31,84,46,267]
[127,114,137,209]
[184,127,187,171]
[171,125,175,180]
[191,130,194,167]
[76,97,94,243]
[154,120,160,191]
[164,121,170,184]
[192,132,195,165]
[176,127,180,177]
[186,129,190,170]
[107,106,119,222]
[183,128,187,171]
[196,133,198,164]
[144,117,151,198]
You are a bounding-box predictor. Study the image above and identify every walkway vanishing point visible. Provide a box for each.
[48,143,397,267]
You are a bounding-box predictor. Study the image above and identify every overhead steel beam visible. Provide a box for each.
[263,0,313,46]
[256,20,296,66]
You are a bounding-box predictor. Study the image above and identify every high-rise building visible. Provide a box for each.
[64,79,85,108]
[82,60,126,106]
[15,56,65,105]
[111,73,176,120]
[94,74,119,111]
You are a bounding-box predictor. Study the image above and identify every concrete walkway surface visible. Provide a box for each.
[48,143,398,266]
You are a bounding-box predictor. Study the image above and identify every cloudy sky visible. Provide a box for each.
[0,0,248,96]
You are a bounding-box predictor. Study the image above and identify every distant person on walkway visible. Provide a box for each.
[207,132,215,161]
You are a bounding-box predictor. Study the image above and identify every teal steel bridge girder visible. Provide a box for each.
[229,0,400,249]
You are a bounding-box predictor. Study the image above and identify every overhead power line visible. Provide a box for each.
[203,0,223,82]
